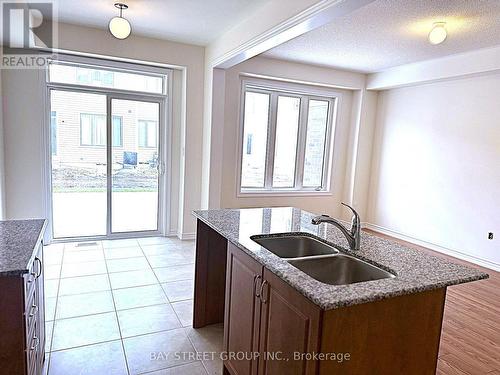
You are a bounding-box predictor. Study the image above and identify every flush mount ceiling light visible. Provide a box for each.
[109,3,131,40]
[428,22,447,45]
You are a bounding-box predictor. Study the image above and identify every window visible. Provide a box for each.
[138,120,158,148]
[80,114,122,147]
[112,116,123,147]
[49,61,165,94]
[51,111,57,155]
[239,83,336,193]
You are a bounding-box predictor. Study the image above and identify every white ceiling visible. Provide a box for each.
[53,0,267,45]
[263,0,500,73]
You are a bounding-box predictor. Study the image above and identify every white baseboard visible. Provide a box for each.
[177,232,196,241]
[363,222,500,272]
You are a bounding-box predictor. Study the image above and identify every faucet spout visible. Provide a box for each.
[311,203,361,251]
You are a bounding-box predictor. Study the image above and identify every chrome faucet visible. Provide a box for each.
[311,203,361,251]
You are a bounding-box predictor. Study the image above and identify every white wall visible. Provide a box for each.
[219,56,367,219]
[1,22,205,238]
[367,73,500,269]
[0,68,6,219]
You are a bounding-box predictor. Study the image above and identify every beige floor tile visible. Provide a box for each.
[52,312,120,351]
[45,321,54,352]
[44,245,64,265]
[184,324,223,353]
[153,264,194,283]
[58,274,111,296]
[147,253,192,268]
[56,291,114,319]
[137,237,178,246]
[45,297,57,321]
[117,304,181,338]
[171,300,193,327]
[44,264,62,280]
[44,279,59,298]
[109,269,158,289]
[162,280,194,302]
[106,257,150,273]
[113,284,168,310]
[123,328,196,374]
[142,361,207,375]
[102,238,139,249]
[63,250,104,264]
[61,261,107,278]
[49,340,127,375]
[104,246,144,260]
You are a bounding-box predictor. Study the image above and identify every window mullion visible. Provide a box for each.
[295,97,309,190]
[265,93,278,189]
[321,98,336,190]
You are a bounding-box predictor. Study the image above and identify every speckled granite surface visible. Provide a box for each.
[193,207,488,310]
[0,219,46,276]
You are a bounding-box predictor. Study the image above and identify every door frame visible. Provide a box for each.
[43,56,172,243]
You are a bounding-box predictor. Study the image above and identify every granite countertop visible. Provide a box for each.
[0,219,47,276]
[193,207,488,310]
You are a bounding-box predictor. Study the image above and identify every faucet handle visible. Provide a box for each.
[341,202,360,229]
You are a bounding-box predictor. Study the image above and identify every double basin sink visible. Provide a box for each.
[251,234,395,285]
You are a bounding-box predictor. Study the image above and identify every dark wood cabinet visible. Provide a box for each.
[224,242,263,375]
[0,240,45,375]
[258,268,321,375]
[224,242,320,375]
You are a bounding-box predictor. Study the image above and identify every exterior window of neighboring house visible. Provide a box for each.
[76,68,114,87]
[80,114,123,147]
[51,111,57,155]
[112,116,123,147]
[246,134,253,155]
[239,82,336,194]
[138,120,158,148]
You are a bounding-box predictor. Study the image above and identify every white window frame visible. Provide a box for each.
[237,78,339,197]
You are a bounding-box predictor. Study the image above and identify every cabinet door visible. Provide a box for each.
[258,269,321,375]
[35,242,45,370]
[224,243,263,375]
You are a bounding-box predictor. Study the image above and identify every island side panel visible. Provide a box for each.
[319,287,447,375]
[0,276,28,374]
[193,220,228,328]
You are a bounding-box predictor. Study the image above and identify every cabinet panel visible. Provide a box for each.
[35,243,46,368]
[224,243,264,375]
[258,269,321,375]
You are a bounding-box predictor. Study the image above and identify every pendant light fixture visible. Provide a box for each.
[428,22,447,45]
[109,3,131,40]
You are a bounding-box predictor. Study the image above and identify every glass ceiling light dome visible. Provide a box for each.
[428,22,447,45]
[109,3,131,40]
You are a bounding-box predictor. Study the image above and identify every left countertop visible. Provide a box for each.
[0,219,47,276]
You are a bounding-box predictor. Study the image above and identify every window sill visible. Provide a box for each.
[237,190,333,198]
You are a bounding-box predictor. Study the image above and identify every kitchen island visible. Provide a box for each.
[192,207,487,375]
[0,219,47,375]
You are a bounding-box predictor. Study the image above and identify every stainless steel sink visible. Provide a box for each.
[251,235,338,259]
[288,254,395,285]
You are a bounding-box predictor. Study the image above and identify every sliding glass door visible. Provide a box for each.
[50,90,164,239]
[110,98,161,233]
[50,90,108,238]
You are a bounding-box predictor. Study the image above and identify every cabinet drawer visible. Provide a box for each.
[24,264,37,305]
[25,293,39,335]
[26,319,39,373]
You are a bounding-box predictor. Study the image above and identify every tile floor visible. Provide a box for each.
[42,236,223,375]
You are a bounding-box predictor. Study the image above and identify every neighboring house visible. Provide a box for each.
[51,90,159,169]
